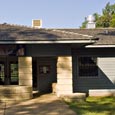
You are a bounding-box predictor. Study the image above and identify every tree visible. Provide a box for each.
[103,2,115,16]
[93,13,100,21]
[80,17,87,28]
[81,2,115,28]
[110,14,115,27]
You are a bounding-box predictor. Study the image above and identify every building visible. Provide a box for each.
[0,23,115,101]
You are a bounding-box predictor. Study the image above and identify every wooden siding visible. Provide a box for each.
[73,48,115,93]
[72,48,115,57]
[98,57,115,83]
[26,44,71,56]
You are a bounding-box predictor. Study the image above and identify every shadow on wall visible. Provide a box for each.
[58,57,72,71]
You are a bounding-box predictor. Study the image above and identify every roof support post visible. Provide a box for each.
[18,57,32,86]
[18,57,33,99]
[56,56,73,97]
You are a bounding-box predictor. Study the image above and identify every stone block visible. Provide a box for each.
[57,68,72,74]
[19,67,32,74]
[59,93,86,102]
[0,86,33,102]
[89,89,115,96]
[57,84,73,90]
[19,73,32,79]
[57,79,72,84]
[15,86,32,93]
[19,80,32,86]
[57,57,72,62]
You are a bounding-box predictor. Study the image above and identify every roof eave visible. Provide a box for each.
[0,40,96,44]
[85,45,115,48]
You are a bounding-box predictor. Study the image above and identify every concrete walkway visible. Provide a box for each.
[0,94,76,115]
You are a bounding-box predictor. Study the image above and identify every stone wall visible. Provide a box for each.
[0,86,32,102]
[18,57,32,86]
[56,56,73,96]
[89,89,115,96]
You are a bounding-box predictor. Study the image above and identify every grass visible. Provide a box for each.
[66,96,115,115]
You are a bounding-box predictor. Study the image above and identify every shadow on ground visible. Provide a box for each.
[0,93,76,115]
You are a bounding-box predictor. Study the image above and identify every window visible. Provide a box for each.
[39,65,50,74]
[10,63,18,85]
[0,45,25,56]
[78,57,98,77]
[0,63,5,85]
[0,57,18,85]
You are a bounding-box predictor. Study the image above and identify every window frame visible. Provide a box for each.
[10,61,18,85]
[78,56,98,78]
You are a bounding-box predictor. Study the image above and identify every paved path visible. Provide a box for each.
[0,94,76,115]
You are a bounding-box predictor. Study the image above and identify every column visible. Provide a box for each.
[57,56,73,96]
[18,57,32,86]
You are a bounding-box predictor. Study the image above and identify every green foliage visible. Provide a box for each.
[80,20,87,28]
[93,13,100,21]
[67,97,115,115]
[81,2,115,28]
[103,2,115,15]
[110,14,115,27]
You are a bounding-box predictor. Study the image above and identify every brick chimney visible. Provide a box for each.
[32,19,42,28]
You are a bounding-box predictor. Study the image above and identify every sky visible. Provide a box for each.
[0,0,115,28]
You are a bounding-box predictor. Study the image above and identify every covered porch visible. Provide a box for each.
[0,42,91,102]
[0,24,95,101]
[0,55,86,102]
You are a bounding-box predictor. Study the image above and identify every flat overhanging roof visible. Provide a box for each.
[85,45,115,48]
[0,40,96,44]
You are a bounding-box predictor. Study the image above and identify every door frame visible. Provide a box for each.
[32,57,57,93]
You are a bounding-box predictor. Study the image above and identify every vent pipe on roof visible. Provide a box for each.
[32,19,42,28]
[86,15,96,29]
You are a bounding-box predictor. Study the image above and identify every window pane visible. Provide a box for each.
[0,63,4,84]
[78,57,98,77]
[10,63,18,85]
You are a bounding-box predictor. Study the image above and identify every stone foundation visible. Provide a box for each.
[0,85,32,102]
[89,89,115,97]
[60,93,86,102]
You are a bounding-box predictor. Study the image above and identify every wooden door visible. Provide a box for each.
[37,57,57,93]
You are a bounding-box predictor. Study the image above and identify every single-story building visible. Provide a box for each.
[0,23,115,101]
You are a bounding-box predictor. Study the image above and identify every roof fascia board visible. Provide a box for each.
[85,45,115,48]
[0,40,95,44]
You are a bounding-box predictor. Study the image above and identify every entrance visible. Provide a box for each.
[33,57,57,93]
[0,56,18,85]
